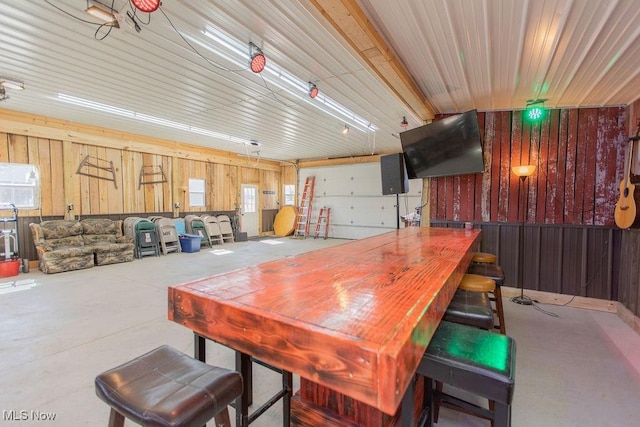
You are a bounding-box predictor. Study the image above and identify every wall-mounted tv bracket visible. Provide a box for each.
[138,165,168,189]
[76,155,117,189]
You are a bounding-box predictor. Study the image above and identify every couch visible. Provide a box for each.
[30,219,135,274]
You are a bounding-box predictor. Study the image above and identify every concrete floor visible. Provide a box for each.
[1,236,639,426]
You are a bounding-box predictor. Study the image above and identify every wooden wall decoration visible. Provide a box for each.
[430,107,627,226]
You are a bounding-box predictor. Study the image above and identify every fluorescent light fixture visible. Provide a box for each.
[0,79,24,90]
[58,93,134,118]
[86,2,118,26]
[202,25,376,133]
[57,93,257,146]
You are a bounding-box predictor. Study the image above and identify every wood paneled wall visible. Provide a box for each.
[0,111,286,257]
[261,170,279,210]
[430,107,627,226]
[0,136,280,218]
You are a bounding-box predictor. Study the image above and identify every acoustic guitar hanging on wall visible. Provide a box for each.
[615,123,640,229]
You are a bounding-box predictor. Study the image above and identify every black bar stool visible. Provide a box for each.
[402,321,516,427]
[95,345,242,427]
[468,262,507,334]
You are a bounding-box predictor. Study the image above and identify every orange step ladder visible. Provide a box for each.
[314,208,331,239]
[293,176,315,238]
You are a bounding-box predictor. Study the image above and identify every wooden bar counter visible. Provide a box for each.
[168,227,480,425]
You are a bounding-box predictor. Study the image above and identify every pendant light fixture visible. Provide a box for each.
[131,0,160,13]
[400,116,408,128]
[249,42,266,73]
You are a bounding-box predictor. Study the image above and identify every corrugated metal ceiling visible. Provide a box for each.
[358,0,640,111]
[1,0,639,162]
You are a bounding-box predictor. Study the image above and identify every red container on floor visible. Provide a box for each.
[0,260,20,278]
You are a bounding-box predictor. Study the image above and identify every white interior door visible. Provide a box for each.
[241,184,259,237]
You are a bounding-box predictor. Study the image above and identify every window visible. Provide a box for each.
[188,178,205,207]
[243,186,256,213]
[284,184,295,205]
[0,163,40,209]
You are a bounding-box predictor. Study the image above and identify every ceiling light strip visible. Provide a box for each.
[57,93,255,145]
[58,94,134,118]
[202,26,376,132]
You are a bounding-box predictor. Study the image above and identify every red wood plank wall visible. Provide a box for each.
[430,107,627,226]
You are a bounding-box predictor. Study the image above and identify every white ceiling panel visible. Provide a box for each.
[1,0,640,162]
[359,0,640,112]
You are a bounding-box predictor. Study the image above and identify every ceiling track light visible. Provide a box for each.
[0,78,25,90]
[86,1,119,26]
[249,42,266,73]
[342,125,350,135]
[0,87,8,101]
[131,0,161,13]
[308,82,318,99]
[400,116,408,128]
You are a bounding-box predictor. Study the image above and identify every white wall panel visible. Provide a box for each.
[300,162,422,240]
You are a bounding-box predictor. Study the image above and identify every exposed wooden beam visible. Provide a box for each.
[308,0,435,121]
[298,153,383,168]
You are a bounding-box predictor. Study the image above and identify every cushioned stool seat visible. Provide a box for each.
[459,273,495,292]
[468,263,506,333]
[95,345,243,427]
[402,321,516,427]
[472,252,497,264]
[444,289,494,330]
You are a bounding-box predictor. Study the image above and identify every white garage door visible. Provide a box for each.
[300,163,423,240]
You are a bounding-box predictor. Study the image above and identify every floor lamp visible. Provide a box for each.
[511,164,536,305]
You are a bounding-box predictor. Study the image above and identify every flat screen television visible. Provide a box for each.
[400,110,484,179]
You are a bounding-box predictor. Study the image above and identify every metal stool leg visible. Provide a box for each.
[108,409,124,427]
[493,285,506,334]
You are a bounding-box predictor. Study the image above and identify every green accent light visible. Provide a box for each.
[525,101,546,123]
[527,107,544,121]
[429,322,511,374]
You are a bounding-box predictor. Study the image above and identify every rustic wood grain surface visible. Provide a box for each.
[168,227,480,416]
